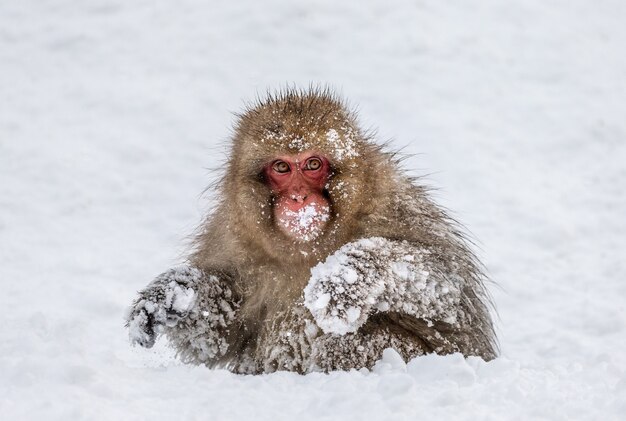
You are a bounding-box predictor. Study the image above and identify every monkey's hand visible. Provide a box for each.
[304,239,387,335]
[125,266,201,348]
[304,237,463,335]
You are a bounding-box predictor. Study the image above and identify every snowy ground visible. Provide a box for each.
[1,0,625,419]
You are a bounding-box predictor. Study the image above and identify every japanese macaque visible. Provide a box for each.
[126,88,498,374]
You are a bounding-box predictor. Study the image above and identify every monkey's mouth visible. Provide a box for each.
[276,203,330,242]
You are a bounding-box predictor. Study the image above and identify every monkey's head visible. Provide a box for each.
[223,88,390,264]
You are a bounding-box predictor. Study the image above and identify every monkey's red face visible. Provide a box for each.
[264,153,332,242]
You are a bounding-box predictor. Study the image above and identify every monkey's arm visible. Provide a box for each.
[304,237,473,336]
[126,265,240,364]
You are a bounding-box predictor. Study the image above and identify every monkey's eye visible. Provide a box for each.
[272,161,291,173]
[304,158,322,171]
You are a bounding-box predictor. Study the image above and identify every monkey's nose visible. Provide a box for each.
[290,194,308,203]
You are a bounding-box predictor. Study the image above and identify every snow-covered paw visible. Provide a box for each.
[304,242,386,335]
[127,304,158,348]
[125,266,200,347]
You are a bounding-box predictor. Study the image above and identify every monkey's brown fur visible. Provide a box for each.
[182,87,498,372]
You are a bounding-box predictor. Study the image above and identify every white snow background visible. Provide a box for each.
[1,0,625,420]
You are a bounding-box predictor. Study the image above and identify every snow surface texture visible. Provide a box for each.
[1,0,625,420]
